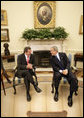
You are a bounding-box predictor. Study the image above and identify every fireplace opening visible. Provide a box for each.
[33,50,51,67]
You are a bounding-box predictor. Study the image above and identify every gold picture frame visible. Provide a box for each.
[1,29,10,42]
[79,15,83,34]
[1,10,8,26]
[34,1,56,28]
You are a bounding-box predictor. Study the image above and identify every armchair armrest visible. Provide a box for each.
[71,66,78,70]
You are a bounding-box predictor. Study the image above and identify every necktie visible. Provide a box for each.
[27,56,29,64]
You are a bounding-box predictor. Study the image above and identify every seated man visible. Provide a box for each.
[1,57,11,84]
[16,47,42,101]
[50,46,78,107]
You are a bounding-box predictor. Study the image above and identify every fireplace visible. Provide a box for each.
[33,50,51,67]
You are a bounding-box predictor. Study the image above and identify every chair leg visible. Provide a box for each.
[51,82,54,93]
[13,75,16,95]
[1,77,6,95]
[13,87,16,95]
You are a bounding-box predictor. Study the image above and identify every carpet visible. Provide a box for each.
[1,68,83,89]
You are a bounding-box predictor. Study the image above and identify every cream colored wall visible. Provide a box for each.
[56,1,83,51]
[1,1,83,67]
[1,1,34,53]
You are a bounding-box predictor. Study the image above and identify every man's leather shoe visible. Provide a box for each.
[68,96,73,107]
[34,85,42,93]
[27,93,31,102]
[54,93,59,102]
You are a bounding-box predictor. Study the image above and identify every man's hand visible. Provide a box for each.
[27,63,33,69]
[62,69,68,75]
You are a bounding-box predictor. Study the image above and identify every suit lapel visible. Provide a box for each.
[23,54,27,64]
[59,53,63,62]
[55,56,60,63]
[54,54,64,70]
[23,54,32,64]
[54,56,62,68]
[59,53,64,68]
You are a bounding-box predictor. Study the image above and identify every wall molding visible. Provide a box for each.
[65,49,83,53]
[1,49,83,55]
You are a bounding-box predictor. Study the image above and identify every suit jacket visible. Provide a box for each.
[17,53,35,70]
[50,52,70,72]
[16,53,35,76]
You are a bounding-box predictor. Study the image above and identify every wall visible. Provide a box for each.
[1,1,83,67]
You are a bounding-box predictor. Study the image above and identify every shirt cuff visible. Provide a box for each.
[59,70,63,73]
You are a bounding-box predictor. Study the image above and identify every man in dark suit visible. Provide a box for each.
[50,46,78,107]
[16,47,42,101]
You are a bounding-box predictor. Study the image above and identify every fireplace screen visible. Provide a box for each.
[33,50,51,67]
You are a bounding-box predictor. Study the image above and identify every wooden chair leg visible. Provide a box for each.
[13,75,16,95]
[1,76,6,95]
[51,82,54,93]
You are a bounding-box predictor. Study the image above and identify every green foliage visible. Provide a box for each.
[22,27,69,40]
[37,29,52,39]
[52,27,69,40]
[22,29,38,40]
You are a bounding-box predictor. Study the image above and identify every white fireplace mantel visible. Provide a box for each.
[26,40,66,52]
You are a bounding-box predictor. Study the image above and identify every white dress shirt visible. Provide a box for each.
[56,53,60,61]
[56,53,63,73]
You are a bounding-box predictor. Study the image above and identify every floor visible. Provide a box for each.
[1,82,83,117]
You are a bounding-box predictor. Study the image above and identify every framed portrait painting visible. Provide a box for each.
[1,29,9,42]
[79,15,83,34]
[34,1,56,28]
[1,10,8,26]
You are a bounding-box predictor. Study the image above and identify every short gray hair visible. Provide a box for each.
[51,46,58,52]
